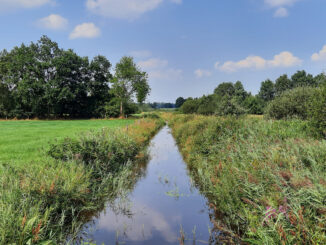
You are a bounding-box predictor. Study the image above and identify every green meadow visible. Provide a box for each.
[0,119,134,164]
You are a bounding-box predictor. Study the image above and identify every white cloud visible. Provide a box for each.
[311,45,326,62]
[0,0,53,10]
[194,69,212,78]
[264,0,299,18]
[264,0,299,7]
[69,23,101,39]
[37,14,68,30]
[274,7,288,17]
[138,58,168,69]
[129,50,152,58]
[216,51,302,72]
[138,58,182,80]
[86,0,181,20]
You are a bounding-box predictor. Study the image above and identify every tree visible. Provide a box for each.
[258,79,275,102]
[180,98,199,114]
[243,95,264,115]
[265,87,317,120]
[87,55,112,117]
[214,82,235,97]
[234,81,248,103]
[175,97,186,108]
[111,56,149,117]
[291,70,316,88]
[314,72,326,86]
[275,74,293,96]
[309,86,326,138]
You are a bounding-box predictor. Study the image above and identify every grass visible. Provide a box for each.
[163,113,326,244]
[0,116,164,244]
[0,119,134,164]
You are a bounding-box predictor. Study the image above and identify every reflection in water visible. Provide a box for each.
[82,126,220,244]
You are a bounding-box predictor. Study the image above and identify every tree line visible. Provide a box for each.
[0,36,150,119]
[176,70,326,116]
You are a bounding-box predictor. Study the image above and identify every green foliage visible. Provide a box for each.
[291,70,316,87]
[309,86,326,137]
[111,56,149,117]
[0,118,164,244]
[265,87,317,120]
[275,74,292,96]
[243,95,265,115]
[175,97,186,108]
[180,98,199,114]
[214,82,235,97]
[0,37,149,119]
[0,119,134,164]
[215,96,246,116]
[165,113,326,244]
[258,79,275,102]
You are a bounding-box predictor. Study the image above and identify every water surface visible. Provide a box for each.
[83,126,218,244]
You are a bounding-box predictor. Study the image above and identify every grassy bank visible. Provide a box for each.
[163,113,326,244]
[0,117,164,244]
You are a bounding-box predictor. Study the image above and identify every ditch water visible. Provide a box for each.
[82,126,220,244]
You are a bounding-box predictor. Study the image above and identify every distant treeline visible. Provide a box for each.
[148,102,175,109]
[0,36,150,119]
[175,70,326,116]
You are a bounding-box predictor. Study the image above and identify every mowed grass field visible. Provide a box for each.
[0,119,134,164]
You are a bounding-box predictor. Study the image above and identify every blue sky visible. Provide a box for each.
[0,0,326,102]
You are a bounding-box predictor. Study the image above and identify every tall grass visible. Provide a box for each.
[0,117,164,244]
[163,113,326,244]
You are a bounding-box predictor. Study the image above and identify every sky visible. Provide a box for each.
[0,0,326,102]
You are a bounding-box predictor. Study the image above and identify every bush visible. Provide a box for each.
[48,129,140,177]
[215,96,246,116]
[265,87,317,120]
[309,86,326,137]
[180,99,199,114]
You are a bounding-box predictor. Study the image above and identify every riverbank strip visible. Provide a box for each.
[0,115,165,244]
[163,113,326,244]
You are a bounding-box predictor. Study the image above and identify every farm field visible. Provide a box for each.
[0,119,134,164]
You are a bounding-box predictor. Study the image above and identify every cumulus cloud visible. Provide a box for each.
[37,14,68,30]
[216,51,302,72]
[86,0,181,20]
[138,58,182,80]
[194,69,212,78]
[138,58,168,69]
[264,0,299,7]
[0,0,53,11]
[264,0,300,18]
[69,22,101,39]
[311,45,326,62]
[274,7,288,17]
[129,50,152,58]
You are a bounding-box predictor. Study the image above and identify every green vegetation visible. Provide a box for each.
[164,113,326,244]
[178,71,326,117]
[0,119,134,164]
[265,87,317,120]
[0,36,150,119]
[0,117,164,244]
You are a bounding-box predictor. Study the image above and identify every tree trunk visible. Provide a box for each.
[120,101,124,118]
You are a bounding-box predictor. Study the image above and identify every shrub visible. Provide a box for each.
[309,86,326,137]
[180,99,199,114]
[215,96,246,116]
[265,87,317,120]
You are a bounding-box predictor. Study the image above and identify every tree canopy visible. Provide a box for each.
[0,36,150,119]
